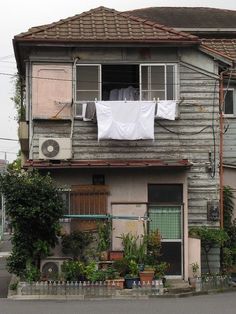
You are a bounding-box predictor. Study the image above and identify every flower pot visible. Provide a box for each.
[125,277,139,289]
[139,270,154,286]
[109,250,124,261]
[100,250,109,261]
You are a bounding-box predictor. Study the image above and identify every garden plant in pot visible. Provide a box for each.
[97,220,112,261]
[124,259,139,289]
[189,262,200,288]
[139,229,162,286]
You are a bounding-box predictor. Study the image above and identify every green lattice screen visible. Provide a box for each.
[149,206,181,239]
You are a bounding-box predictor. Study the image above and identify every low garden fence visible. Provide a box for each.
[17,280,164,297]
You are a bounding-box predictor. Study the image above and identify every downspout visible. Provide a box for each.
[219,68,229,228]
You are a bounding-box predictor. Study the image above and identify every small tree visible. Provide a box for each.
[0,170,64,278]
[223,186,236,268]
[189,226,229,274]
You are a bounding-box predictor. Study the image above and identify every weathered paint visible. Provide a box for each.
[32,64,73,119]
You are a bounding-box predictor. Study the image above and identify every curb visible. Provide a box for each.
[8,287,236,301]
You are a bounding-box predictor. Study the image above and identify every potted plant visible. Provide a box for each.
[139,265,155,286]
[139,229,162,286]
[153,262,169,286]
[189,262,200,288]
[97,220,112,261]
[105,266,125,289]
[124,259,139,289]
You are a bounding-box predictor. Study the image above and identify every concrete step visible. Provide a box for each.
[165,279,193,293]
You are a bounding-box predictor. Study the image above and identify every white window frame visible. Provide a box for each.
[139,63,178,101]
[75,64,101,118]
[224,88,236,117]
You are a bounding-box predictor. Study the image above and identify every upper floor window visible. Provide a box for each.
[75,64,101,102]
[140,64,177,101]
[224,88,235,115]
[75,63,178,117]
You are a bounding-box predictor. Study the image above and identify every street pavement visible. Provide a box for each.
[0,292,236,314]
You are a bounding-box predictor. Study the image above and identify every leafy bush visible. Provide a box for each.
[61,260,85,281]
[0,170,64,277]
[25,262,41,283]
[189,226,229,274]
[61,231,93,261]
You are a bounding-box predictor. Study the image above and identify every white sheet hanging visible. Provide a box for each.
[156,100,177,120]
[95,101,155,140]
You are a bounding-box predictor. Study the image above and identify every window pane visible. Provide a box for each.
[167,65,175,100]
[141,91,165,101]
[149,206,181,239]
[141,66,148,90]
[76,91,99,101]
[76,66,99,90]
[148,184,183,203]
[151,66,164,91]
[224,90,234,114]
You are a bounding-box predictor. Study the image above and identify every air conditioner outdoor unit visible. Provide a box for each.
[39,137,72,160]
[40,258,70,280]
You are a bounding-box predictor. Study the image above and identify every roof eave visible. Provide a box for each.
[199,45,234,67]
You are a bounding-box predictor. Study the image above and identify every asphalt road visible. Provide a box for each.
[0,292,236,314]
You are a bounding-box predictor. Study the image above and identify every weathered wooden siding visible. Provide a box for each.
[31,50,220,229]
[223,81,236,165]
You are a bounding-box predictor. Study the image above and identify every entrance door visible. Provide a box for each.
[148,184,183,276]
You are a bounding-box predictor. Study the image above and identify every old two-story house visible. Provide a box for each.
[14,6,234,280]
[128,7,236,219]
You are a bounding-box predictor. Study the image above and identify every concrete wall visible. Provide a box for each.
[188,237,201,277]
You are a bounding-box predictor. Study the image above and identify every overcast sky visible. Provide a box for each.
[0,0,236,162]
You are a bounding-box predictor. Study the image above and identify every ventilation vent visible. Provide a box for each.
[39,138,72,160]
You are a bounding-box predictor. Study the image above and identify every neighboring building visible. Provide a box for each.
[14,6,235,279]
[128,6,236,220]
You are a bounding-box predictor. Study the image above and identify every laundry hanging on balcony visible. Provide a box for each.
[95,101,155,140]
[156,100,177,120]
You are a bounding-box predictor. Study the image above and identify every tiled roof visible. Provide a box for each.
[127,7,236,28]
[201,39,236,60]
[14,6,198,43]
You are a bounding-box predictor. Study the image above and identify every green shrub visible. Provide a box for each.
[61,231,93,261]
[61,260,85,281]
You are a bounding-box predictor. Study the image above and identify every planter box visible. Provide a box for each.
[106,278,125,289]
[109,251,124,261]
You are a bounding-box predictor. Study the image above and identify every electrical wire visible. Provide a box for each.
[0,70,220,86]
[0,138,18,142]
[154,122,211,136]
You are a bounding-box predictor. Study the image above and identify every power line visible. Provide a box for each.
[0,138,18,142]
